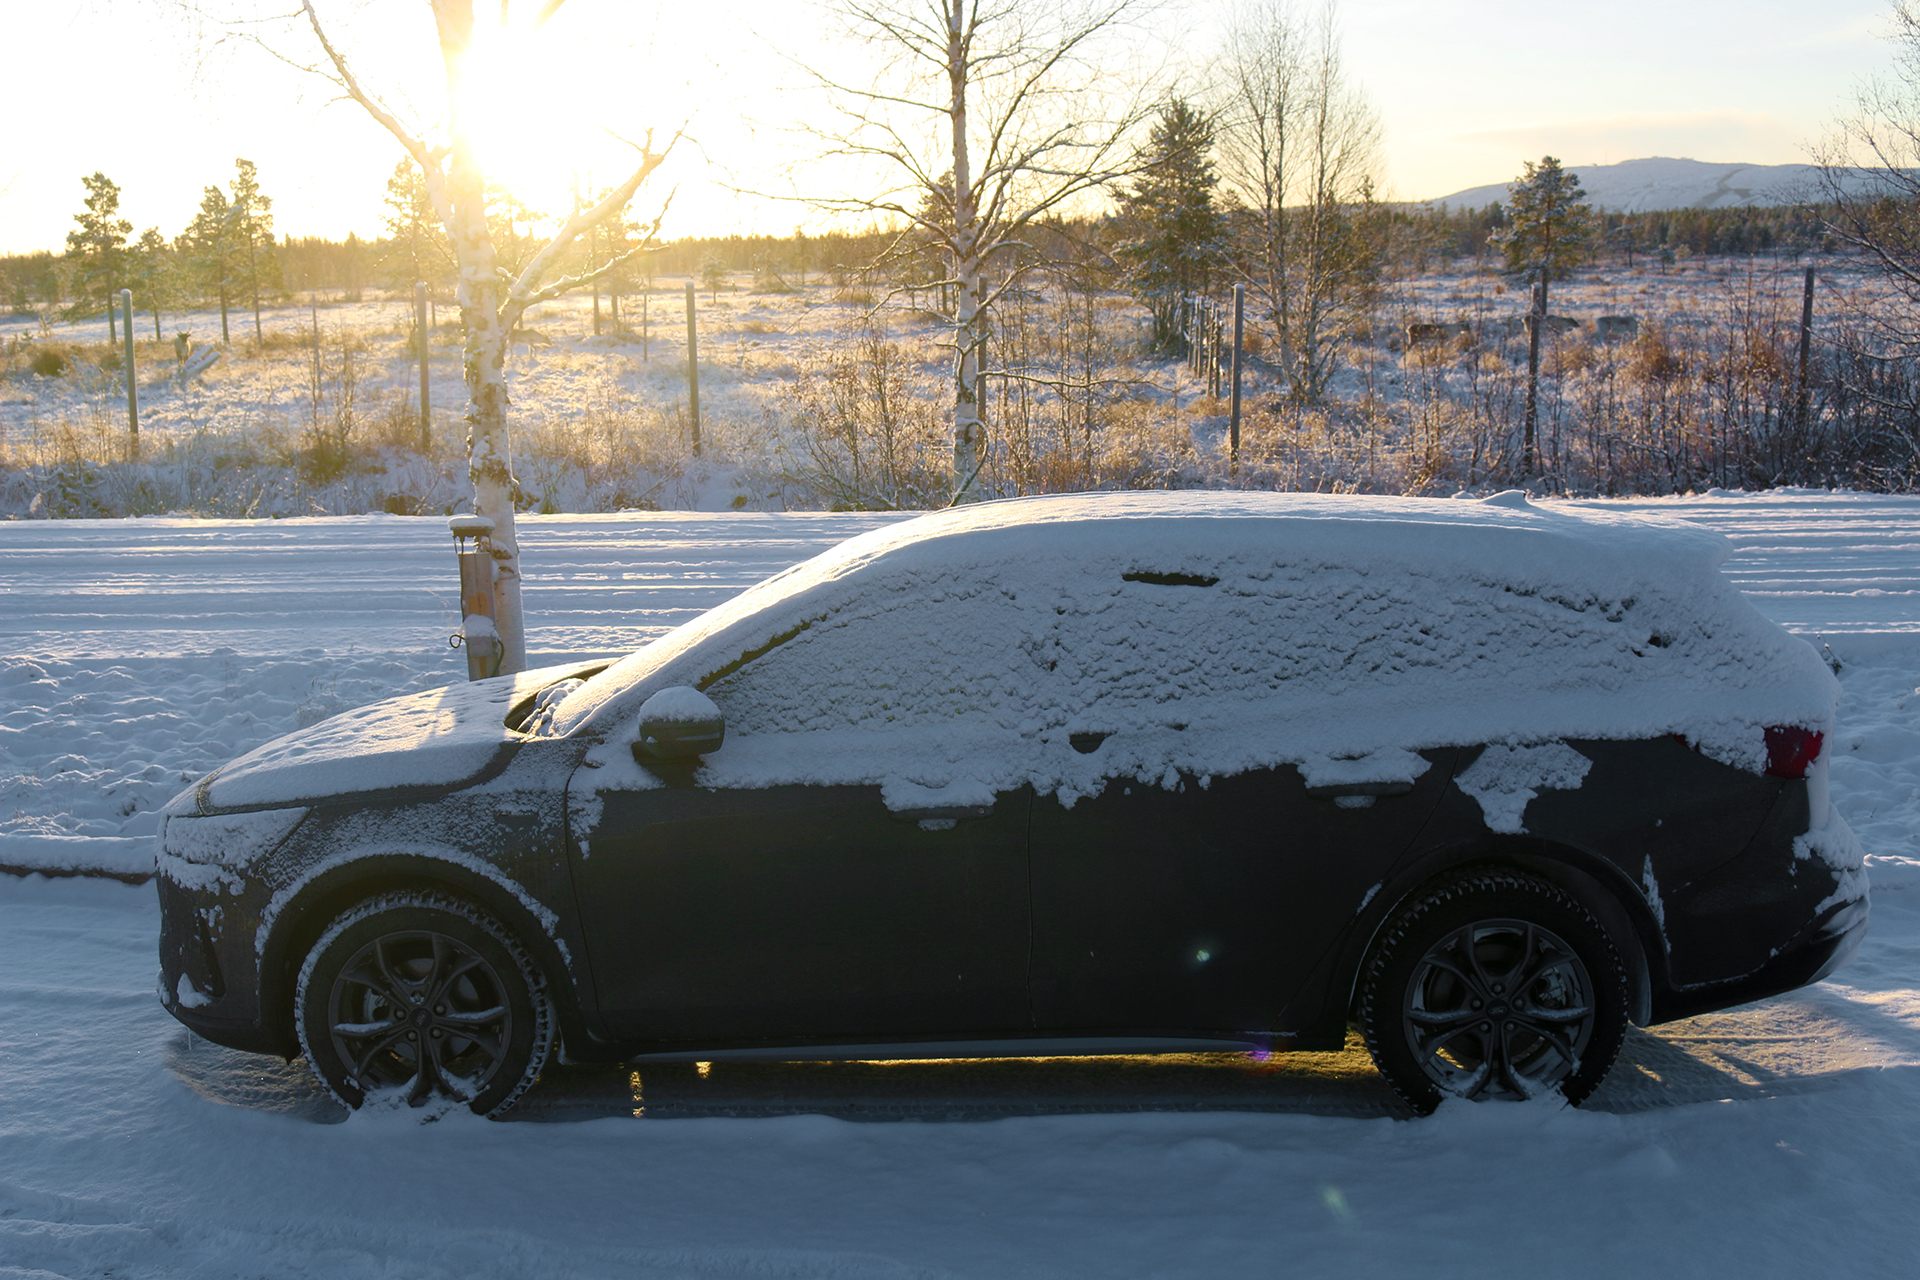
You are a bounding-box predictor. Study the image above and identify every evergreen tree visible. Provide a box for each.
[180,185,240,343]
[64,172,132,333]
[128,228,176,341]
[1115,98,1222,352]
[228,158,276,341]
[379,157,450,299]
[1499,155,1594,279]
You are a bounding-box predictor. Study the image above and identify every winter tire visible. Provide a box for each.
[1358,869,1628,1116]
[297,890,553,1118]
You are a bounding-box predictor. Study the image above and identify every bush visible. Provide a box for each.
[29,348,69,376]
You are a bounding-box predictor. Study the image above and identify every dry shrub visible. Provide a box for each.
[1547,336,1596,377]
[29,346,71,376]
[1627,324,1689,385]
[776,332,947,509]
[739,318,782,336]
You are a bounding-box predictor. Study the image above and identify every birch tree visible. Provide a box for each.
[276,0,674,672]
[1217,0,1382,405]
[804,0,1150,502]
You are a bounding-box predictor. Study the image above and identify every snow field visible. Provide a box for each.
[1,493,1919,1277]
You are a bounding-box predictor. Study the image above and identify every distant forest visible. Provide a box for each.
[0,201,1835,319]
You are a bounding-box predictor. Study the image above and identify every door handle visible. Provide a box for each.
[1306,781,1414,800]
[888,804,994,823]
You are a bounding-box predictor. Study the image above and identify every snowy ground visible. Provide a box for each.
[2,492,1919,1277]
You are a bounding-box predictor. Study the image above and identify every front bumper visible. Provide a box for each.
[156,871,294,1056]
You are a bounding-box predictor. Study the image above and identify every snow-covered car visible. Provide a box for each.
[155,492,1868,1117]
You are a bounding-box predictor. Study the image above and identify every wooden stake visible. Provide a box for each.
[685,282,702,457]
[415,282,431,453]
[120,289,138,447]
[1797,266,1815,430]
[1229,284,1244,476]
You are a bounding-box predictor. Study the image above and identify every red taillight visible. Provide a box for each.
[1764,726,1824,779]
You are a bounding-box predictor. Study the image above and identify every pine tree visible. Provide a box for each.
[1116,98,1222,352]
[1500,156,1594,279]
[129,228,176,341]
[180,185,239,343]
[380,157,450,300]
[228,158,276,341]
[65,172,132,334]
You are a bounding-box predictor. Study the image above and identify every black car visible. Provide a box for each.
[156,492,1869,1116]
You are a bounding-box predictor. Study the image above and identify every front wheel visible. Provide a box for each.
[296,890,553,1118]
[1358,869,1628,1116]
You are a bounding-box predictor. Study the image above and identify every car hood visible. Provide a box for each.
[163,662,598,816]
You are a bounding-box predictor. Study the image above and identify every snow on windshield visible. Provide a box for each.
[559,492,1837,808]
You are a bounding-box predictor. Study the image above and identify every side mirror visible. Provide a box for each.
[632,686,725,762]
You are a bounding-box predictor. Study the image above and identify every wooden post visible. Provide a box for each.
[120,289,138,447]
[449,515,501,681]
[414,282,431,452]
[1524,262,1547,476]
[685,282,702,456]
[1229,284,1244,476]
[1796,266,1816,430]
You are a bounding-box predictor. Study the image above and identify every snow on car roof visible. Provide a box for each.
[552,491,1837,807]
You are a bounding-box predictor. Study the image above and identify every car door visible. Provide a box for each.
[565,574,1036,1046]
[1019,566,1457,1036]
[1027,752,1456,1036]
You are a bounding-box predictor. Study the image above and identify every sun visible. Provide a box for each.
[447,11,679,229]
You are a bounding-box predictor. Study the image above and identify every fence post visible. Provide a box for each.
[1796,266,1816,430]
[120,289,138,448]
[685,282,702,456]
[1524,262,1547,476]
[1229,284,1244,476]
[415,282,431,452]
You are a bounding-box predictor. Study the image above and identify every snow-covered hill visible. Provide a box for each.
[1424,156,1861,212]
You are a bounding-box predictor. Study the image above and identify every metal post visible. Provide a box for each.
[1796,266,1816,430]
[685,282,702,456]
[414,282,431,452]
[449,515,501,681]
[1229,284,1244,476]
[120,289,138,447]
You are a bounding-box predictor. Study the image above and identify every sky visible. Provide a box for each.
[0,0,1898,256]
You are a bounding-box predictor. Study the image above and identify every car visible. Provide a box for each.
[155,491,1868,1117]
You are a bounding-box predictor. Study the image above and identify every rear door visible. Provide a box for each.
[1028,753,1456,1035]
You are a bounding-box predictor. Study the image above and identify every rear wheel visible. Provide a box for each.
[296,890,553,1118]
[1359,869,1628,1115]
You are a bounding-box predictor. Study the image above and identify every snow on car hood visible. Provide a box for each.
[167,663,594,814]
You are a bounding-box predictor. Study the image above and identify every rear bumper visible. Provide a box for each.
[1652,889,1870,1024]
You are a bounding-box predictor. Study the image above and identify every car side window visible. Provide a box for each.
[703,572,1032,738]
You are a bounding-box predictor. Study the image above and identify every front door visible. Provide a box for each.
[571,774,1031,1044]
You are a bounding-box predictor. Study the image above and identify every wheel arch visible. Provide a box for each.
[1332,837,1665,1031]
[258,851,595,1064]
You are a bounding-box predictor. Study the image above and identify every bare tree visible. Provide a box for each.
[1216,0,1382,406]
[1815,0,1920,358]
[799,0,1151,502]
[246,0,676,672]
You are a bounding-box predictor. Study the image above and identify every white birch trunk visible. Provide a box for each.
[948,0,987,503]
[433,0,527,671]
